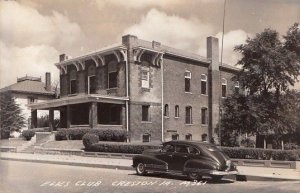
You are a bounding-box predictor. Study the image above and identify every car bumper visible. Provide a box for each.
[209,170,239,176]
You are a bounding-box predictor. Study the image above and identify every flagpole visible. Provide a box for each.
[219,0,227,146]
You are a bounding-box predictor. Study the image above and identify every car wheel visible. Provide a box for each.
[188,172,201,181]
[136,163,147,175]
[211,175,223,181]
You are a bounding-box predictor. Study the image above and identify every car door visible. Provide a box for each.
[156,144,175,171]
[170,145,190,171]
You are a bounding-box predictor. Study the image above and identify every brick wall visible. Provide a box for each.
[163,55,210,141]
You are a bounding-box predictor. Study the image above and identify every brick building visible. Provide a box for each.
[29,35,239,143]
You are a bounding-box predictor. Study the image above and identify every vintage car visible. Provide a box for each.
[132,140,238,181]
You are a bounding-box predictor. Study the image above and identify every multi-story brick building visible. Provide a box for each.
[29,35,239,143]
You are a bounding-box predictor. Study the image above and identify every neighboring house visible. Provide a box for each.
[28,35,239,143]
[0,73,56,131]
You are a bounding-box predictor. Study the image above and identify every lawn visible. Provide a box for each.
[41,140,84,150]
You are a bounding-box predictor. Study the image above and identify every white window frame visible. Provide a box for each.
[201,107,208,125]
[221,78,227,98]
[141,68,150,88]
[185,106,193,124]
[175,105,179,118]
[201,74,207,95]
[185,70,191,92]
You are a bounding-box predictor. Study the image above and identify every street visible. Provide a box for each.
[0,160,299,193]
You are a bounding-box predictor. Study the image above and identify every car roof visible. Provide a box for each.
[163,140,212,147]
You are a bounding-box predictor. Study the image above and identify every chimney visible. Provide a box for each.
[45,72,51,91]
[207,36,220,144]
[207,36,219,71]
[59,54,68,62]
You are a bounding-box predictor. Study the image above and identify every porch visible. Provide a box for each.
[28,94,129,131]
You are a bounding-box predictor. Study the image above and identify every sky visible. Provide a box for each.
[0,0,299,88]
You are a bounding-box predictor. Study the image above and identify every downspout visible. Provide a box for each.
[161,55,164,142]
[125,50,129,142]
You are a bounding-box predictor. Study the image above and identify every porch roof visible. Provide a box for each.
[28,94,129,110]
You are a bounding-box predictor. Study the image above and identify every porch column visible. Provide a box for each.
[49,108,54,131]
[66,105,71,128]
[121,105,126,128]
[31,109,37,128]
[89,102,98,128]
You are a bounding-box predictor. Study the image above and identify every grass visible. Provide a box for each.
[0,139,28,147]
[41,140,84,150]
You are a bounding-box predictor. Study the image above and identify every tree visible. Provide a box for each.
[221,23,300,144]
[234,23,300,98]
[0,92,26,139]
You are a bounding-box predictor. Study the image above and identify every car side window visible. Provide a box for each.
[163,144,175,153]
[175,145,189,153]
[189,146,200,155]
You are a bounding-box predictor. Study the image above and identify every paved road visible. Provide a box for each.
[0,160,299,193]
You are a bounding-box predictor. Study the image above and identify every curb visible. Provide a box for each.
[0,157,133,171]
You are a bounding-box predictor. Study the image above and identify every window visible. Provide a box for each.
[172,134,179,140]
[189,146,200,154]
[142,133,151,143]
[176,145,189,153]
[185,106,192,124]
[108,62,118,88]
[201,107,208,125]
[201,74,207,95]
[234,81,240,94]
[69,69,77,94]
[109,106,120,124]
[185,134,192,140]
[185,71,191,92]
[164,104,169,117]
[175,105,179,118]
[163,144,175,153]
[88,65,96,94]
[28,97,36,104]
[142,105,150,122]
[141,67,150,88]
[221,78,227,97]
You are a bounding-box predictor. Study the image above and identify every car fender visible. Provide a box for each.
[132,155,167,169]
[184,158,219,173]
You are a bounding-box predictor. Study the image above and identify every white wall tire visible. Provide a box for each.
[136,163,147,175]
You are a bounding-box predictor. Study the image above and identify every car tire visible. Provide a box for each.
[136,163,147,176]
[187,172,201,181]
[211,175,223,181]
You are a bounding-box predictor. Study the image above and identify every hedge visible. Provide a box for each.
[55,128,127,141]
[83,133,99,149]
[87,142,161,154]
[220,147,300,161]
[89,129,127,142]
[86,143,299,161]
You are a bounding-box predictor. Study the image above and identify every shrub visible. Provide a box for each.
[83,134,99,149]
[220,147,300,161]
[87,142,161,154]
[55,130,67,141]
[67,128,90,140]
[89,129,127,142]
[22,130,35,140]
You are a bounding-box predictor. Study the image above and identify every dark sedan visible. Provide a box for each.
[132,140,238,181]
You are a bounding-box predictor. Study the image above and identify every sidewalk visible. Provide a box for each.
[1,152,299,181]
